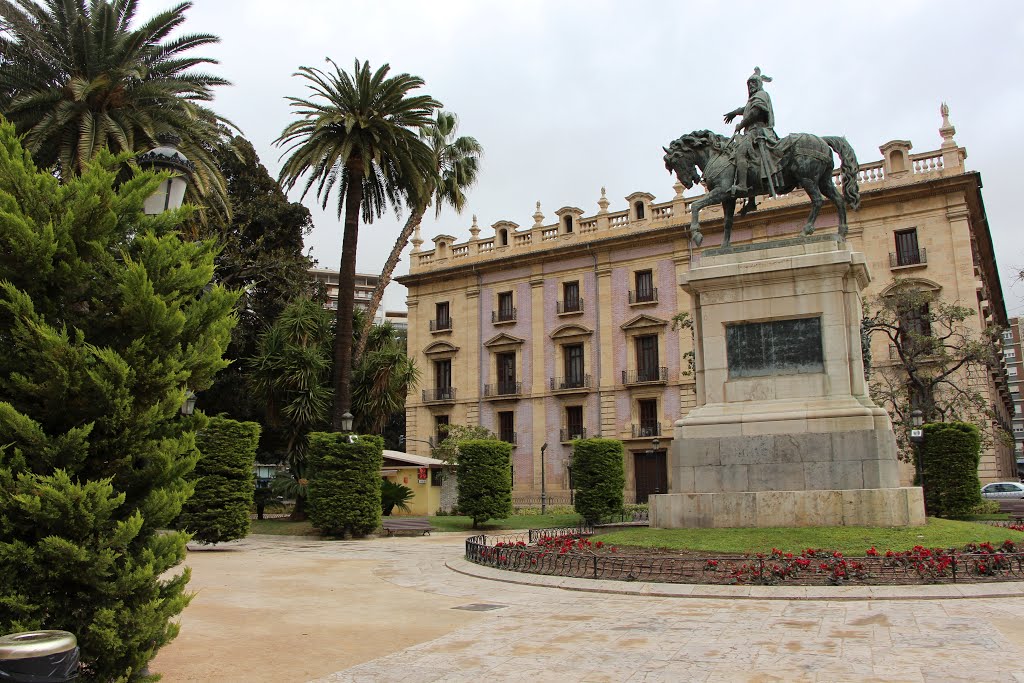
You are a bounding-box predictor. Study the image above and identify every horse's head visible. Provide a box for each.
[663,137,701,189]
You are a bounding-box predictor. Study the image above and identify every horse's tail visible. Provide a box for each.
[823,136,861,211]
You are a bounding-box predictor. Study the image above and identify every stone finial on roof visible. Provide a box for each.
[469,214,480,241]
[939,102,957,149]
[673,180,685,200]
[411,221,423,253]
[533,201,545,227]
[598,186,610,214]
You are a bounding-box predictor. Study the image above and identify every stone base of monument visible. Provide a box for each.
[657,235,926,528]
[650,488,925,528]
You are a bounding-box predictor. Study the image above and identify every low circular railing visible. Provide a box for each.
[465,527,1024,586]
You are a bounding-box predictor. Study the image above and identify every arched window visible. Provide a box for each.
[635,201,645,220]
[564,215,574,233]
[499,229,508,246]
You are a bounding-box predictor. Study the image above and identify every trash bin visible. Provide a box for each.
[0,631,78,682]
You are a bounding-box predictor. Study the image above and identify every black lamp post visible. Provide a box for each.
[540,442,548,515]
[909,409,925,487]
[564,454,575,506]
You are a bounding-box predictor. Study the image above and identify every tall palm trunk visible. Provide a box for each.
[334,162,363,430]
[354,204,426,359]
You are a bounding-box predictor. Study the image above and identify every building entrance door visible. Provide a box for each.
[634,450,667,504]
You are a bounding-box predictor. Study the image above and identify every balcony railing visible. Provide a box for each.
[492,308,517,323]
[422,387,456,403]
[500,432,518,445]
[632,423,662,438]
[557,299,584,314]
[483,381,522,398]
[890,248,927,268]
[550,374,591,391]
[628,288,658,304]
[429,318,453,332]
[560,427,587,442]
[622,367,668,384]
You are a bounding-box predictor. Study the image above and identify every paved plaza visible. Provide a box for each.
[152,533,1024,682]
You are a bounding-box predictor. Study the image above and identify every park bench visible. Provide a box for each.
[381,517,434,536]
[997,500,1024,524]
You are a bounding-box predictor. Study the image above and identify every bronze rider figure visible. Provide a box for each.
[723,67,780,214]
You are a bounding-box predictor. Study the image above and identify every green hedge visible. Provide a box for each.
[307,433,383,535]
[457,439,513,528]
[919,421,982,518]
[179,417,260,543]
[573,438,625,523]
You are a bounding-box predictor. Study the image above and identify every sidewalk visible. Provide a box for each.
[151,533,1024,682]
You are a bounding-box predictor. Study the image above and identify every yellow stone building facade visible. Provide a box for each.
[398,110,1014,504]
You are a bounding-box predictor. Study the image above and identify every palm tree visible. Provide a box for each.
[276,59,439,431]
[249,298,333,519]
[354,111,482,360]
[0,0,233,215]
[352,312,419,435]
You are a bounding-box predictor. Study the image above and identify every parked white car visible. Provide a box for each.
[980,482,1024,500]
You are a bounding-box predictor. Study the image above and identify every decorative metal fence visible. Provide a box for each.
[465,528,1024,586]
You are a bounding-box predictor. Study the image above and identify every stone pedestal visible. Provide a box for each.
[650,235,925,528]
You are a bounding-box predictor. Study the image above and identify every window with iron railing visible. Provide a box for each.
[892,229,925,267]
[564,344,584,386]
[635,335,660,381]
[559,281,582,313]
[431,301,452,331]
[630,270,656,303]
[564,406,584,441]
[494,291,516,322]
[635,399,659,437]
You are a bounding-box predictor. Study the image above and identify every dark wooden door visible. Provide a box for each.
[634,450,667,503]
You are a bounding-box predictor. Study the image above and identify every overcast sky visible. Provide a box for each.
[141,1,1024,317]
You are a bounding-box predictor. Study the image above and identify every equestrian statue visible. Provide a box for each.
[663,67,861,248]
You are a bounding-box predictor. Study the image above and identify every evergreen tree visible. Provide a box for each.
[457,439,513,528]
[178,417,260,544]
[0,120,237,681]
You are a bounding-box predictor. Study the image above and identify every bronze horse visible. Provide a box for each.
[663,130,861,247]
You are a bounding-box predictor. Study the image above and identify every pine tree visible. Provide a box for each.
[0,120,238,681]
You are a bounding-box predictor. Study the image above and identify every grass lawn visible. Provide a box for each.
[597,518,1024,556]
[249,513,583,537]
[429,513,582,532]
[250,518,319,536]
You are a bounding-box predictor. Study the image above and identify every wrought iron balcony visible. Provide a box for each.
[560,427,587,442]
[500,432,518,445]
[557,298,584,314]
[890,248,927,268]
[550,374,591,391]
[429,318,453,332]
[622,367,668,385]
[422,387,456,403]
[483,381,522,398]
[628,288,658,304]
[632,423,662,438]
[492,308,517,323]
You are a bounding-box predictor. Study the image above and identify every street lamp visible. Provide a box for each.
[138,134,195,215]
[909,409,925,488]
[540,442,548,515]
[341,411,354,432]
[651,438,660,454]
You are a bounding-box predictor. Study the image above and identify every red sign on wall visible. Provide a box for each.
[417,467,428,483]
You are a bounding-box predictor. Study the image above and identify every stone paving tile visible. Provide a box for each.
[303,534,1024,682]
